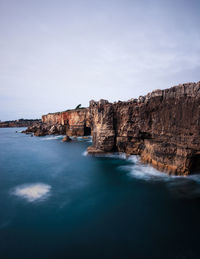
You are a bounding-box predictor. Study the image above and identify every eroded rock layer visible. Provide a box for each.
[42,108,90,136]
[88,82,200,175]
[22,123,66,136]
[23,108,91,137]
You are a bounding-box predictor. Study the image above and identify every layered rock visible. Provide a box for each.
[88,82,200,176]
[21,81,200,175]
[22,123,66,136]
[88,100,115,153]
[24,108,91,137]
[42,108,91,136]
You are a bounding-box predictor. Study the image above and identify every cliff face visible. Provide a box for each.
[22,81,200,175]
[88,82,200,175]
[24,108,91,137]
[42,108,90,136]
[42,113,62,125]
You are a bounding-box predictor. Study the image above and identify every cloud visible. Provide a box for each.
[0,0,200,120]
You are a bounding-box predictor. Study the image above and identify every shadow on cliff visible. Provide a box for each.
[190,154,200,174]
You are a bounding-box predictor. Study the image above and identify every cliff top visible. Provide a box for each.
[89,81,200,107]
[44,107,88,116]
[42,81,200,116]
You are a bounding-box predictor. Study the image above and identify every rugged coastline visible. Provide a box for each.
[0,119,41,128]
[22,81,200,176]
[88,82,200,176]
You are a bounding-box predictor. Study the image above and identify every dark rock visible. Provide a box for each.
[22,122,66,136]
[88,81,200,176]
[62,136,72,142]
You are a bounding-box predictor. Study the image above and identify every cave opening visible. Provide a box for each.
[84,126,91,136]
[190,154,200,174]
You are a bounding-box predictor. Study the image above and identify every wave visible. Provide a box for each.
[87,153,177,181]
[121,155,200,198]
[83,151,128,160]
[12,183,51,202]
[84,151,182,181]
[120,155,172,181]
[82,151,200,198]
[82,150,88,156]
[42,135,64,141]
[71,136,93,143]
[99,153,128,160]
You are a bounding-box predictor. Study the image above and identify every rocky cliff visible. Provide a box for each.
[42,108,90,136]
[0,119,41,128]
[23,108,91,137]
[22,81,200,175]
[87,82,200,176]
[22,123,66,136]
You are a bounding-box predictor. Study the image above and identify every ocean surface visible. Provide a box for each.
[0,128,200,259]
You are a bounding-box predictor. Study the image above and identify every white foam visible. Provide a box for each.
[87,136,93,143]
[128,164,171,181]
[86,152,128,159]
[117,155,178,181]
[188,174,200,183]
[126,155,140,163]
[82,150,88,156]
[42,135,64,141]
[71,136,93,143]
[13,183,51,202]
[83,151,200,185]
[119,155,200,198]
[103,153,128,159]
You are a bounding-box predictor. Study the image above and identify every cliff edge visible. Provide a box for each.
[88,82,200,176]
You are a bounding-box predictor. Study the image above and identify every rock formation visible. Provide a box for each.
[42,108,91,136]
[62,136,72,142]
[87,82,200,176]
[0,119,41,128]
[22,123,66,136]
[23,108,91,137]
[21,81,200,176]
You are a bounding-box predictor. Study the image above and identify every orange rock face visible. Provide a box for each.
[42,108,91,136]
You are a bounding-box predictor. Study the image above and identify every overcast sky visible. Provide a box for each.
[0,0,200,120]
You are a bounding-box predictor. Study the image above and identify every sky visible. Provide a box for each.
[0,0,200,120]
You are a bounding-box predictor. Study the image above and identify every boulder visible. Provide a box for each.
[62,136,72,142]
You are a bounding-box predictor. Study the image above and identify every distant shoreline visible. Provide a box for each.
[0,119,41,128]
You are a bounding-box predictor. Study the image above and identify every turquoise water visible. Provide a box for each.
[0,128,200,259]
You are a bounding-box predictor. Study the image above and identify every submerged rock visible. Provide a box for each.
[62,136,72,142]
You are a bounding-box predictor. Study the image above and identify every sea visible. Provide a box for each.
[0,127,200,259]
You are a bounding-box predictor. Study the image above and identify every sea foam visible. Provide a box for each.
[13,183,51,202]
[42,135,64,141]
